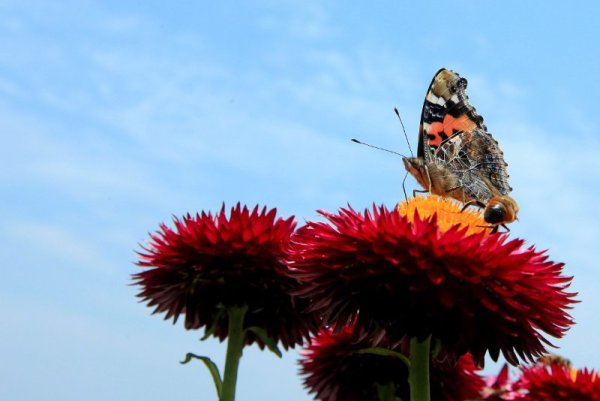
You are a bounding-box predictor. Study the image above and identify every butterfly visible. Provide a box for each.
[402,68,518,230]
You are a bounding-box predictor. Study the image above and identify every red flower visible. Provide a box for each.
[289,196,576,365]
[300,326,484,401]
[519,363,600,401]
[134,203,319,349]
[432,353,485,401]
[481,364,524,400]
[300,326,406,401]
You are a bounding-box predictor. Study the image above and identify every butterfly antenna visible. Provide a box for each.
[401,170,409,201]
[351,138,405,157]
[394,107,414,158]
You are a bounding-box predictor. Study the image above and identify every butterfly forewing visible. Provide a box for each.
[418,69,486,163]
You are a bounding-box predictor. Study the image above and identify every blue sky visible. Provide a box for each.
[2,1,599,400]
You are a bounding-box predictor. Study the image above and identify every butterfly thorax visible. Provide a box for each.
[403,156,463,200]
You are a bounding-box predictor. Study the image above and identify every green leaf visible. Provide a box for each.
[200,305,227,341]
[354,347,411,368]
[180,353,222,397]
[246,326,282,358]
[431,338,442,359]
[200,320,219,341]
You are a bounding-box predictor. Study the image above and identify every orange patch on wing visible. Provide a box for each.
[427,114,476,147]
[427,121,445,147]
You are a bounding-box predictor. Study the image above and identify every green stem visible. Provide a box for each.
[409,336,431,401]
[376,382,397,401]
[220,305,247,401]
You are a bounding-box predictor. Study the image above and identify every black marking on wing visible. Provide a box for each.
[422,102,446,123]
[418,69,487,160]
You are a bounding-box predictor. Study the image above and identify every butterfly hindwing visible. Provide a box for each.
[435,129,512,202]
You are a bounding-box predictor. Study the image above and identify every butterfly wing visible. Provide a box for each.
[418,69,486,163]
[436,128,512,203]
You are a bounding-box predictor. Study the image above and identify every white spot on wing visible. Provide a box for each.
[426,93,438,103]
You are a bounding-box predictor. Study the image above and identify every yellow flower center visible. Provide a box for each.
[398,195,491,236]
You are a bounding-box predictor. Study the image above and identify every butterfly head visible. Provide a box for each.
[483,195,519,226]
[402,157,429,190]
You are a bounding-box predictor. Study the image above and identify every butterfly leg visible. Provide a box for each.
[490,224,509,233]
[425,165,433,193]
[461,200,486,212]
[402,171,409,201]
[444,185,462,198]
[402,171,428,200]
[410,164,434,197]
[476,223,509,233]
[475,224,499,233]
[412,189,429,198]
